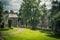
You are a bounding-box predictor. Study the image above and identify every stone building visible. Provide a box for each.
[4,14,19,27]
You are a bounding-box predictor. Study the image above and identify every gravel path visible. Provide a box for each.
[10,28,23,34]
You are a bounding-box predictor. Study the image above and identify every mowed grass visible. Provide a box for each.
[2,28,60,40]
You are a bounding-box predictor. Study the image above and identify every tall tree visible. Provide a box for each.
[40,4,47,29]
[19,0,40,30]
[0,1,4,28]
[10,10,14,14]
[3,10,9,14]
[51,0,60,34]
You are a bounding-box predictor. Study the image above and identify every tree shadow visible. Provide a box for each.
[0,27,14,31]
[47,34,60,39]
[0,28,9,31]
[39,30,60,39]
[39,29,52,34]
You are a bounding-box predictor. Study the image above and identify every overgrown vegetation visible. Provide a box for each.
[0,1,4,28]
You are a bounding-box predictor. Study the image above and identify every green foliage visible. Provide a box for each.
[51,0,60,19]
[3,10,9,14]
[50,0,60,33]
[0,1,4,28]
[0,2,3,13]
[10,10,14,14]
[19,0,40,29]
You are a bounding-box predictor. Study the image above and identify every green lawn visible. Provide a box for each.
[2,28,60,40]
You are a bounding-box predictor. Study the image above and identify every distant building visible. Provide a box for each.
[4,13,20,27]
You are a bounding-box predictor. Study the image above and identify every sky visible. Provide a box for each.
[0,0,52,12]
[40,0,52,9]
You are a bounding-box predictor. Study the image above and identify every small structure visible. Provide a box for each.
[4,14,19,27]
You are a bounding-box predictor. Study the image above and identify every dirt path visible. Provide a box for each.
[10,28,24,34]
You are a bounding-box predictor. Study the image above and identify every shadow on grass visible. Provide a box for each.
[0,29,9,31]
[0,28,13,31]
[40,30,60,39]
[47,34,60,39]
[9,28,13,29]
[39,29,52,34]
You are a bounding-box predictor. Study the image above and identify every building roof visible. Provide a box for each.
[8,14,18,18]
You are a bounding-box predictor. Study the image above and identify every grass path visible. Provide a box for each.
[10,28,23,34]
[2,28,60,40]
